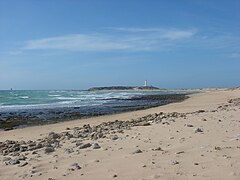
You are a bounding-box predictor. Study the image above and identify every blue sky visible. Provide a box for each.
[0,0,240,90]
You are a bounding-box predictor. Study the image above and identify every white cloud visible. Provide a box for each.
[22,28,197,52]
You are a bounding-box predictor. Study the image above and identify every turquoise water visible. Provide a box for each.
[0,90,179,111]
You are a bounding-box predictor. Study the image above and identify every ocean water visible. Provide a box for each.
[0,90,182,112]
[0,90,190,129]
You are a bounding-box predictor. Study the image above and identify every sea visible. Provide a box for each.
[0,90,190,129]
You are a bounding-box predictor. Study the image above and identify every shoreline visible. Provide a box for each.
[0,89,240,180]
[0,93,188,131]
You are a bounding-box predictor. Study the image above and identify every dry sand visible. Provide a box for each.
[0,89,240,180]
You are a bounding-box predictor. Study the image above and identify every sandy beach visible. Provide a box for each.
[0,88,240,180]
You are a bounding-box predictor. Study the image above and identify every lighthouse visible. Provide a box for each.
[144,80,148,87]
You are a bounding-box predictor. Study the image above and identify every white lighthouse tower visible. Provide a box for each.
[144,80,148,87]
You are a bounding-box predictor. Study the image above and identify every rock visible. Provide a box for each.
[169,160,179,165]
[194,162,199,165]
[214,146,221,151]
[78,143,91,149]
[92,143,101,149]
[64,148,74,154]
[48,132,59,140]
[185,124,194,127]
[152,147,163,151]
[8,159,20,165]
[113,174,118,178]
[68,163,81,171]
[136,122,151,126]
[2,157,11,162]
[18,162,28,167]
[111,135,119,140]
[132,149,142,154]
[194,128,204,133]
[176,151,185,154]
[45,147,54,154]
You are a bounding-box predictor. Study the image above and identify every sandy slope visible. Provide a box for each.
[0,89,240,180]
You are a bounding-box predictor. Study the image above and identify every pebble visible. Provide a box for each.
[45,147,55,154]
[169,160,179,165]
[194,128,204,133]
[78,143,92,149]
[18,162,28,167]
[132,149,142,154]
[92,143,101,149]
[111,135,119,140]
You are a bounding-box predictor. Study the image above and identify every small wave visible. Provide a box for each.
[19,96,29,99]
[48,94,61,97]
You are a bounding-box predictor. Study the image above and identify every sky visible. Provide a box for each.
[0,0,240,90]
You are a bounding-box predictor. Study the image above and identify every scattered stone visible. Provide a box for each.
[64,148,74,154]
[2,157,11,162]
[92,143,101,149]
[111,135,119,140]
[185,124,194,127]
[18,162,28,167]
[132,149,142,154]
[194,128,204,133]
[214,146,221,151]
[152,147,163,151]
[45,147,54,154]
[113,174,118,178]
[194,162,199,165]
[68,163,81,171]
[8,159,20,165]
[136,122,151,126]
[78,143,91,149]
[169,160,179,165]
[176,151,185,154]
